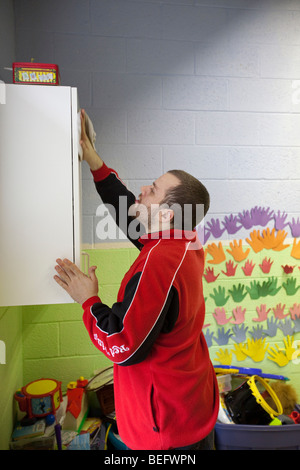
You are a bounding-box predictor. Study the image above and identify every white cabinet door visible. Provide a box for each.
[0,84,81,306]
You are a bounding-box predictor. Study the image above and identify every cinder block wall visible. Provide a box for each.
[10,0,300,432]
[14,0,300,247]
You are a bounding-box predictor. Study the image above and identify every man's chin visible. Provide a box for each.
[128,202,140,217]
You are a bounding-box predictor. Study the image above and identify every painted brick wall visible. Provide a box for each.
[12,0,300,423]
[14,0,300,247]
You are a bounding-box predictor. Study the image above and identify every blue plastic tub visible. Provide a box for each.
[107,423,128,450]
[215,422,300,450]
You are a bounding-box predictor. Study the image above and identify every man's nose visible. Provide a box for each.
[141,185,150,196]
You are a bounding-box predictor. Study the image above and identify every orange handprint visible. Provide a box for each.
[258,228,289,251]
[291,238,300,260]
[226,239,250,262]
[205,242,226,264]
[272,230,290,251]
[246,230,264,253]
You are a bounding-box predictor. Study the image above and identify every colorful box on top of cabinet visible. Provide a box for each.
[13,62,60,85]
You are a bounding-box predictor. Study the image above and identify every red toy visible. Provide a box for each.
[13,62,60,85]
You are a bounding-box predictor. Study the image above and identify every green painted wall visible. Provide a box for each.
[0,306,23,450]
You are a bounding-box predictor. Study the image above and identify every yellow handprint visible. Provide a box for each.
[226,239,250,262]
[231,343,248,361]
[214,348,232,365]
[240,338,269,362]
[205,242,226,264]
[267,344,289,367]
[283,335,296,361]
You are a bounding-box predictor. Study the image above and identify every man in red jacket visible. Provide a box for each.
[54,111,219,450]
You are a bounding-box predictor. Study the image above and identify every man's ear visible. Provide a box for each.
[159,208,174,223]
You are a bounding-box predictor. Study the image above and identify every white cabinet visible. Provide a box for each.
[0,84,81,306]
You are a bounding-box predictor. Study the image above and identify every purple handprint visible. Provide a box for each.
[289,217,300,238]
[196,225,211,245]
[222,214,242,235]
[205,218,226,238]
[251,206,274,227]
[237,210,254,230]
[273,211,289,231]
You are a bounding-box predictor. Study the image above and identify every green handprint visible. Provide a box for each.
[246,278,281,300]
[282,277,300,296]
[246,281,260,300]
[228,283,247,302]
[267,277,281,296]
[257,279,272,298]
[209,286,230,307]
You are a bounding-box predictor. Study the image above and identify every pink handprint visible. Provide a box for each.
[253,304,271,322]
[213,308,232,325]
[289,303,300,320]
[230,306,246,324]
[272,303,289,319]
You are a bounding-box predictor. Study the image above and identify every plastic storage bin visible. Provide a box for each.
[216,374,232,393]
[215,422,300,450]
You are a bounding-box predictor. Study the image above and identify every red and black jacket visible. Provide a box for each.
[82,163,219,450]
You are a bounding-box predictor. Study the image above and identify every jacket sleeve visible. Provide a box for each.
[82,241,185,366]
[91,163,144,250]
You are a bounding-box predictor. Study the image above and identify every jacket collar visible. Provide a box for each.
[139,229,198,245]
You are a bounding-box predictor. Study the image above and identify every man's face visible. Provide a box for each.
[132,172,180,231]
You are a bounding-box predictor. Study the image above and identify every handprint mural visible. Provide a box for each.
[202,205,300,374]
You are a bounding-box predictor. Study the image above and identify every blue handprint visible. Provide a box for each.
[262,317,279,337]
[214,327,233,346]
[249,325,265,340]
[293,317,300,334]
[203,329,215,348]
[231,324,248,344]
[278,318,294,336]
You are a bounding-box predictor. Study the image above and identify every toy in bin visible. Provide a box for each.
[14,378,62,425]
[85,367,115,416]
[224,375,283,425]
[13,62,60,85]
